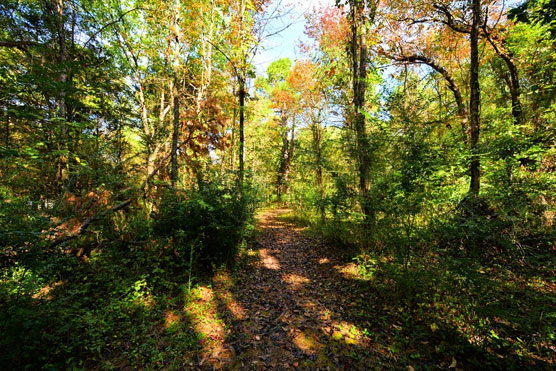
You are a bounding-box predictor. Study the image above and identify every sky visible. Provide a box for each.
[252,0,335,75]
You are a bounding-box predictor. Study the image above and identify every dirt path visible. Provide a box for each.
[187,208,388,370]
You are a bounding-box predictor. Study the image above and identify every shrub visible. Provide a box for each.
[154,181,254,272]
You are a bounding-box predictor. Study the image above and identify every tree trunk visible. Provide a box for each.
[170,75,180,187]
[4,110,9,147]
[351,0,372,221]
[469,0,481,196]
[285,115,296,198]
[482,29,523,124]
[387,53,469,144]
[53,0,69,187]
[312,119,325,222]
[238,76,245,189]
[170,0,181,187]
[505,56,523,124]
[276,114,289,201]
[237,0,246,191]
[230,82,237,171]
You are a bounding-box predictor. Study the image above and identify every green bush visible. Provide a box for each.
[154,181,254,271]
[0,188,52,252]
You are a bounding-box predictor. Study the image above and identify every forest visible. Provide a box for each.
[0,0,555,369]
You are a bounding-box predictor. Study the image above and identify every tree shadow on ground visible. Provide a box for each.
[199,208,554,370]
[0,241,206,369]
[2,208,553,369]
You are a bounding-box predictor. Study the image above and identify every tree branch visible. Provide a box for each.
[0,40,40,50]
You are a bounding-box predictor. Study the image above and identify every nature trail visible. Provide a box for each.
[190,208,383,369]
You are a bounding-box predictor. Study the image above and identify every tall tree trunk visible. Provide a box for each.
[171,75,180,187]
[197,0,214,110]
[285,115,296,198]
[238,76,246,189]
[482,28,523,124]
[170,0,181,187]
[503,55,522,124]
[469,0,481,196]
[230,82,237,171]
[312,118,324,222]
[53,0,69,187]
[276,114,289,201]
[4,110,9,147]
[350,0,372,221]
[237,0,246,191]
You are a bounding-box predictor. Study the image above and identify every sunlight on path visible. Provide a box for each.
[184,207,392,369]
[184,208,392,369]
[259,248,281,270]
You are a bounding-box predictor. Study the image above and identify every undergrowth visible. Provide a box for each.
[0,181,257,369]
[279,208,556,369]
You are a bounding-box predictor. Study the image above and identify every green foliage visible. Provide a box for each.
[0,182,255,369]
[0,188,52,251]
[154,181,255,271]
[266,58,293,84]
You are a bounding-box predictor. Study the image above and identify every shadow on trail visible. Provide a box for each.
[194,208,551,370]
[3,209,551,369]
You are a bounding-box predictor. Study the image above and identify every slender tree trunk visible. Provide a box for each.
[482,29,523,124]
[117,110,122,163]
[237,0,246,191]
[53,0,69,187]
[238,76,246,189]
[276,114,289,201]
[505,57,522,124]
[469,0,481,196]
[4,110,9,147]
[387,53,469,145]
[312,118,324,221]
[170,0,181,187]
[230,82,237,171]
[351,0,372,221]
[171,75,180,187]
[197,0,214,109]
[285,115,296,198]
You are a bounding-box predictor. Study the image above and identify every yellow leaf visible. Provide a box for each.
[430,323,438,332]
[449,357,457,368]
[408,366,415,371]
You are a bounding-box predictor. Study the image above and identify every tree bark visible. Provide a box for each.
[434,3,523,124]
[285,115,296,198]
[350,0,372,221]
[237,0,246,191]
[482,31,523,124]
[276,114,289,201]
[312,118,325,222]
[170,75,180,187]
[53,0,69,187]
[170,0,181,187]
[469,0,481,196]
[385,53,468,145]
[4,110,9,147]
[238,76,246,189]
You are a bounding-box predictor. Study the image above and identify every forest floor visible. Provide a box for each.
[186,208,388,369]
[184,208,555,370]
[4,207,553,369]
